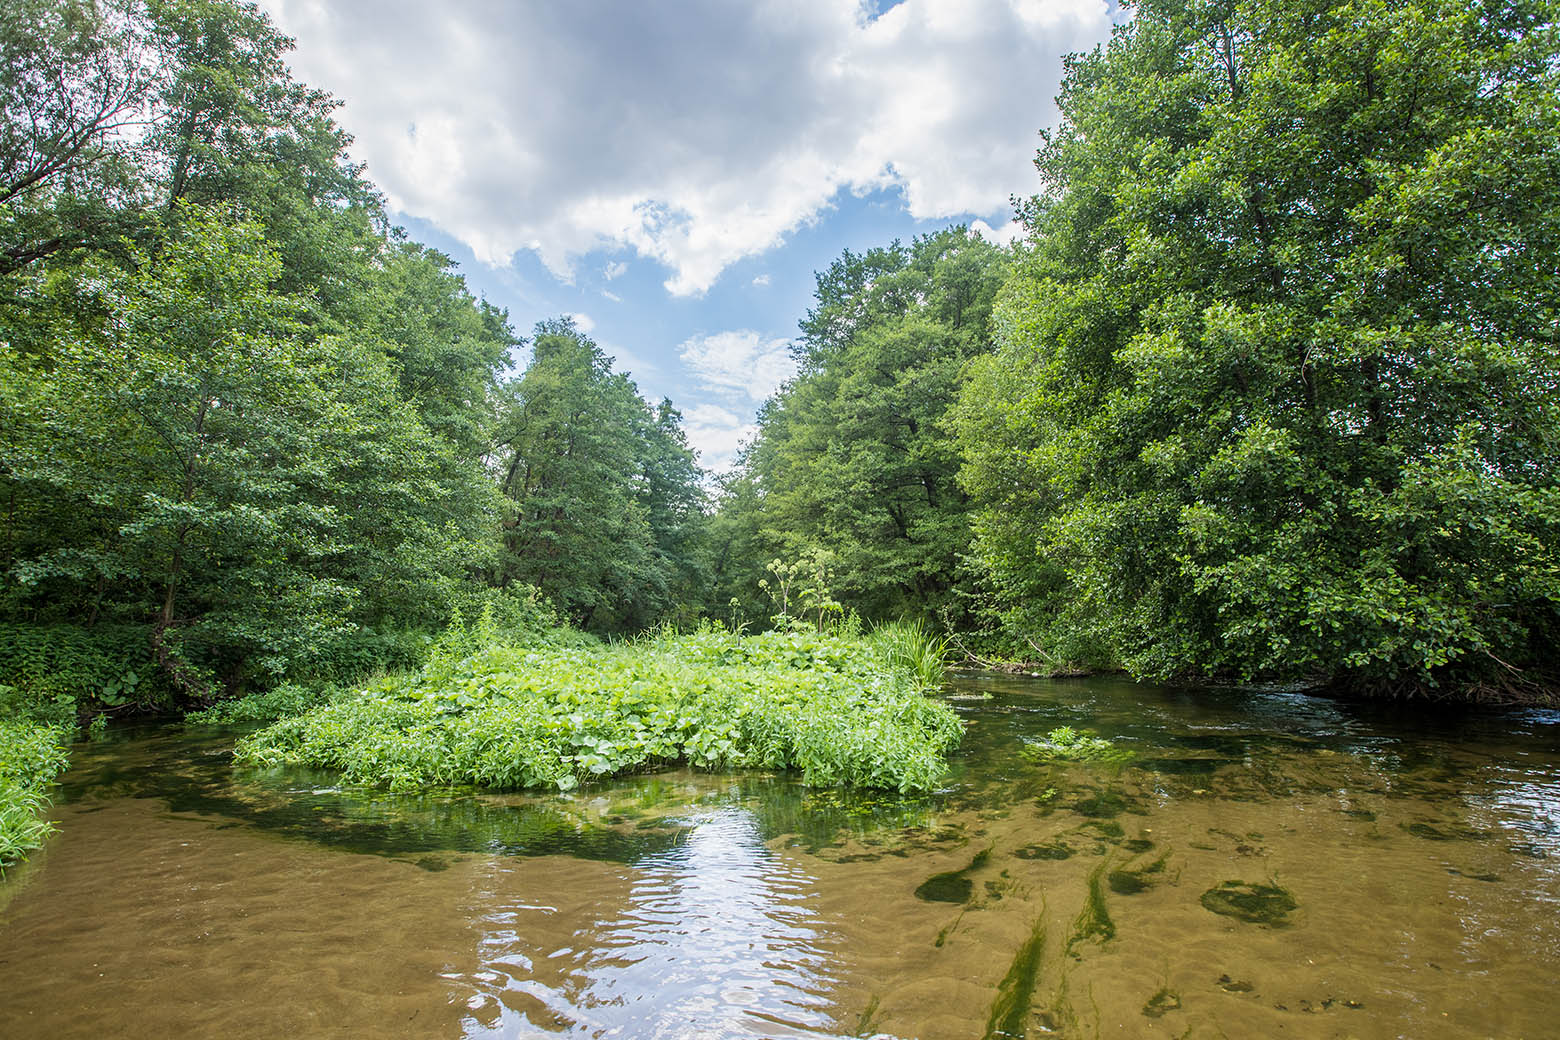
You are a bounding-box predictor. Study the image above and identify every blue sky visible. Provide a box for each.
[260,0,1117,468]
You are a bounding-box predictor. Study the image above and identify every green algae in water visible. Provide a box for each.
[983,916,1047,1040]
[1200,880,1298,926]
[1142,987,1182,1018]
[1086,819,1125,839]
[1022,726,1133,764]
[1108,850,1171,895]
[1070,793,1126,818]
[1069,861,1115,950]
[1108,869,1148,895]
[1014,841,1073,861]
[916,846,991,904]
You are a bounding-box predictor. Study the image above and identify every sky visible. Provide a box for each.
[258,0,1118,470]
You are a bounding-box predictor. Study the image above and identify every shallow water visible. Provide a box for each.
[3,674,1559,1038]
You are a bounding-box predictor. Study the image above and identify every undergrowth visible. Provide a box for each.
[0,708,71,869]
[236,624,963,793]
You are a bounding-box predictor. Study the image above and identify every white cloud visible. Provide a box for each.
[751,273,771,287]
[679,330,798,405]
[568,311,596,333]
[682,403,757,473]
[603,260,628,280]
[600,289,622,303]
[262,0,1111,295]
[970,217,1026,246]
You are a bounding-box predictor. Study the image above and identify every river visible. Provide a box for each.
[2,673,1558,1038]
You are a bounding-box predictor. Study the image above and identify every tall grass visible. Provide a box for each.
[869,618,949,691]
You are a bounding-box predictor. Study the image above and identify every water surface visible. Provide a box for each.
[3,674,1558,1038]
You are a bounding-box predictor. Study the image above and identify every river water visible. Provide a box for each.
[2,674,1558,1039]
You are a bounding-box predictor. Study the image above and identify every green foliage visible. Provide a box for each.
[1022,726,1133,764]
[956,0,1560,697]
[184,682,341,725]
[1,0,530,698]
[235,626,963,793]
[0,623,169,719]
[868,617,949,692]
[711,227,1009,626]
[0,718,69,868]
[493,319,708,633]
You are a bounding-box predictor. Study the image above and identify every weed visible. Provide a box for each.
[236,627,963,793]
[1022,726,1133,763]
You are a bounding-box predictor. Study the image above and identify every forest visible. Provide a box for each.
[2,0,1557,865]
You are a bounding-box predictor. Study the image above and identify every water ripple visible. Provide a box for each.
[458,808,841,1038]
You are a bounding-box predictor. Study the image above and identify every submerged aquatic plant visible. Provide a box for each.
[984,915,1048,1040]
[236,627,963,793]
[1022,726,1133,764]
[1199,880,1298,926]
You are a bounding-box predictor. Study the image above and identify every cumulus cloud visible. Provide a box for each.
[681,403,758,472]
[262,0,1111,295]
[679,331,798,404]
[603,260,628,280]
[751,273,771,286]
[676,330,799,470]
[970,217,1026,246]
[568,311,596,333]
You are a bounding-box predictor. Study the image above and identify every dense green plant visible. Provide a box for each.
[236,627,962,793]
[869,618,950,692]
[0,717,69,868]
[0,624,172,720]
[956,0,1560,698]
[1022,726,1132,763]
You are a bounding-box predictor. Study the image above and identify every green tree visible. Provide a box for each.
[714,227,1008,623]
[956,0,1560,697]
[494,320,705,632]
[0,0,154,275]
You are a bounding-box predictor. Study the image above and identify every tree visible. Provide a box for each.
[0,0,155,275]
[956,0,1560,698]
[713,227,1008,624]
[494,320,706,632]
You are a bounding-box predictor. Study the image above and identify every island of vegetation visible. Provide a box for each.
[2,0,1556,865]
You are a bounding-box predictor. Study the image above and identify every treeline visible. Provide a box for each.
[713,0,1560,702]
[0,0,707,711]
[4,0,1558,710]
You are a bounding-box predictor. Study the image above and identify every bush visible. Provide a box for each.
[0,623,171,720]
[237,626,963,793]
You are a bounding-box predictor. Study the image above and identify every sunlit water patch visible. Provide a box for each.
[455,809,840,1038]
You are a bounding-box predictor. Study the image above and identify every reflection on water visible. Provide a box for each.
[2,674,1560,1038]
[457,809,839,1038]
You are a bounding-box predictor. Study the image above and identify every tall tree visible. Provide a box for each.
[714,227,1008,623]
[494,320,706,632]
[0,0,155,275]
[956,0,1560,697]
